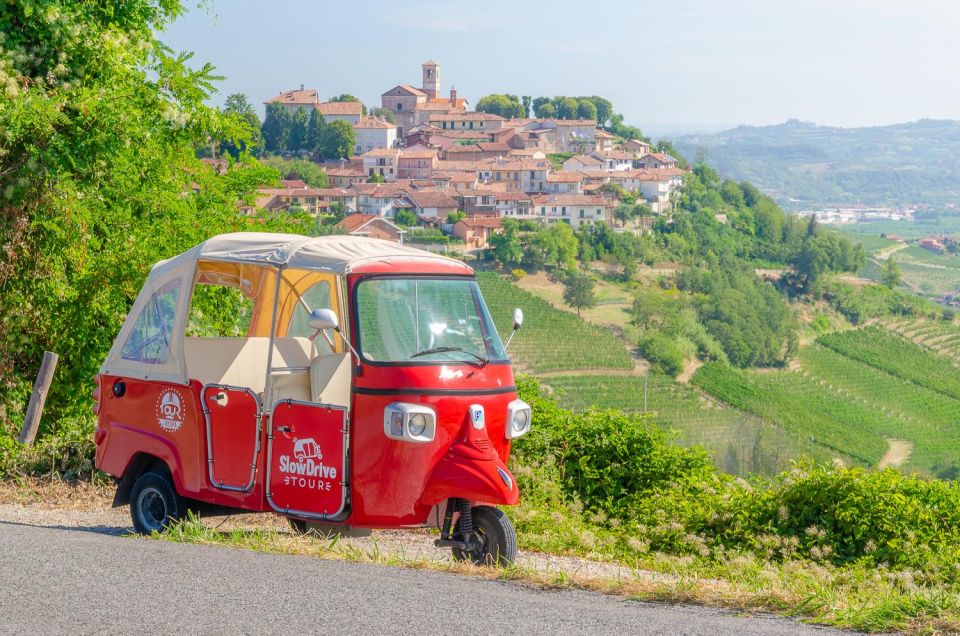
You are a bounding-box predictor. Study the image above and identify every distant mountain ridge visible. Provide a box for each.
[673,119,960,209]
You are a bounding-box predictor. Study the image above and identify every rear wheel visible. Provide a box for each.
[130,471,185,535]
[452,505,517,567]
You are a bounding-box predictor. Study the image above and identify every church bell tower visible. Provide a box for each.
[421,60,439,99]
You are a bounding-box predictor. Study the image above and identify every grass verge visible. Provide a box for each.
[154,512,960,634]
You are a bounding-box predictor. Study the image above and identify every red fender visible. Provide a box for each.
[97,422,188,494]
[420,412,519,506]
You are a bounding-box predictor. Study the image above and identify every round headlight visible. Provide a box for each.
[512,409,530,434]
[408,413,428,437]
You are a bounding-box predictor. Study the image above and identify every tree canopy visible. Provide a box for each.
[475,94,526,119]
[562,271,597,317]
[0,0,296,431]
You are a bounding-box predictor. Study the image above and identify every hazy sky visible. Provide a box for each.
[162,0,960,134]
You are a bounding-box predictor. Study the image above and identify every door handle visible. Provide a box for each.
[276,426,292,433]
[208,392,228,407]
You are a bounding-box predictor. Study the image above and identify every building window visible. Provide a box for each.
[579,209,585,218]
[396,102,403,111]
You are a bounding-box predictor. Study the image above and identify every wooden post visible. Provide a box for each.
[18,351,59,445]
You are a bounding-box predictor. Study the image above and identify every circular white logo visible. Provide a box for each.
[156,389,185,432]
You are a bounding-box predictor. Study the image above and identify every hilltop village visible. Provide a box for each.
[248,60,684,247]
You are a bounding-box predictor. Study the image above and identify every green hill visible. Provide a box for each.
[674,118,960,208]
[478,272,822,475]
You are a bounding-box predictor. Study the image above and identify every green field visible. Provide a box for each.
[692,363,892,466]
[887,319,960,363]
[818,327,960,400]
[545,372,821,474]
[831,216,960,239]
[897,245,960,268]
[834,230,895,254]
[798,345,960,473]
[477,272,634,373]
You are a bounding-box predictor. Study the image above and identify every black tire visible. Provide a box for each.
[130,471,185,535]
[451,506,517,567]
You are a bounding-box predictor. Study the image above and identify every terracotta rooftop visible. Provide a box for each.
[416,102,459,112]
[648,152,678,163]
[361,148,401,158]
[604,168,684,181]
[495,192,533,202]
[428,97,468,107]
[428,112,505,122]
[400,148,439,160]
[444,145,482,155]
[418,128,492,140]
[406,190,459,209]
[325,168,365,177]
[355,116,396,129]
[435,160,484,172]
[393,84,427,97]
[316,101,363,116]
[593,150,633,161]
[547,171,585,183]
[531,194,608,206]
[265,88,320,105]
[566,155,603,166]
[351,183,410,198]
[476,141,512,153]
[456,216,502,229]
[336,214,378,232]
[484,158,551,171]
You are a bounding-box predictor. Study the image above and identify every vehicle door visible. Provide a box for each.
[266,401,348,519]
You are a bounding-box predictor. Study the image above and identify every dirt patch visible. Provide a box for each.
[875,242,907,261]
[878,439,914,469]
[676,359,703,384]
[754,269,785,282]
[835,274,876,288]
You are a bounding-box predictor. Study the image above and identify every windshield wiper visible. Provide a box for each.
[410,346,489,367]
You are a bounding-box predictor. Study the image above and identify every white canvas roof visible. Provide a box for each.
[101,233,470,385]
[150,232,467,278]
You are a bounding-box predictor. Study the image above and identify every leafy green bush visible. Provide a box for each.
[822,280,937,324]
[637,332,685,377]
[514,375,960,574]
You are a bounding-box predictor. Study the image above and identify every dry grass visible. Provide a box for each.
[0,475,113,508]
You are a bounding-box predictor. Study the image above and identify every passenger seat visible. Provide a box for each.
[310,353,352,408]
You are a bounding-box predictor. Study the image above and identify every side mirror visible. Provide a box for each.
[307,308,339,332]
[504,307,524,350]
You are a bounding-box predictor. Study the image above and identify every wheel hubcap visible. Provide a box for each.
[470,526,491,561]
[137,487,167,532]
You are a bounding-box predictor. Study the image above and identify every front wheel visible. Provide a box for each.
[452,505,517,567]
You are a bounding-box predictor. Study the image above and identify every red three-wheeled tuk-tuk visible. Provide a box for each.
[94,233,530,565]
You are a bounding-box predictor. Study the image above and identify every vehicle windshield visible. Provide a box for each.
[356,277,508,365]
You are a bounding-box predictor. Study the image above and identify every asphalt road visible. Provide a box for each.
[0,521,845,635]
